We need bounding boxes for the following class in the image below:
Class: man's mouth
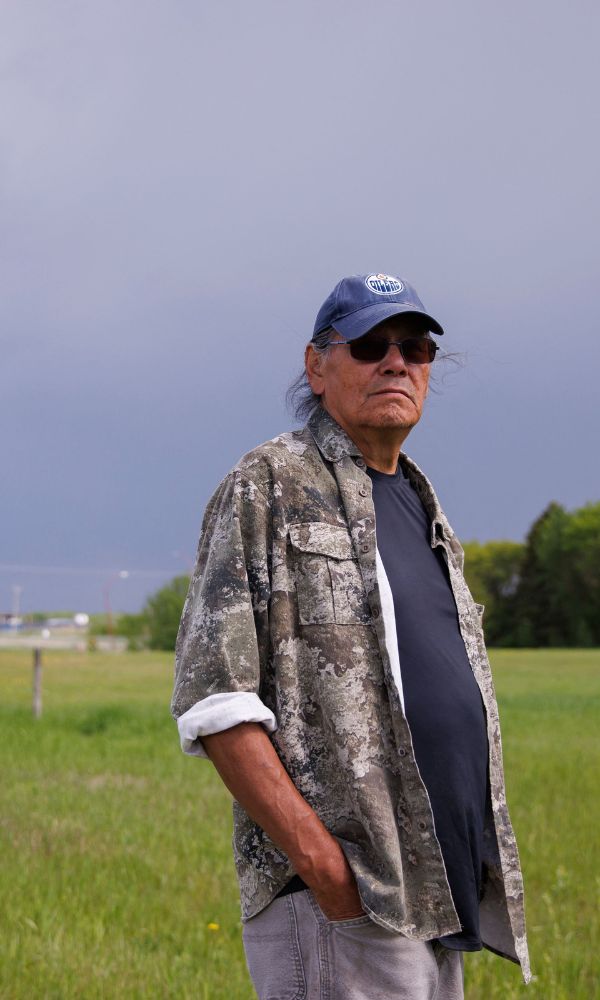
[371,389,413,400]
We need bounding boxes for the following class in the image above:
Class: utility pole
[11,584,23,624]
[32,648,42,719]
[103,570,129,641]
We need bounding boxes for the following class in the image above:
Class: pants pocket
[242,896,307,1000]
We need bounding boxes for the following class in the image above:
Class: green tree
[462,540,525,646]
[508,500,600,647]
[115,612,148,650]
[515,502,573,646]
[560,502,600,645]
[143,575,190,650]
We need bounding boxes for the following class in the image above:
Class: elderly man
[171,274,531,999]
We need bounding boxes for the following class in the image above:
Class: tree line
[463,500,599,647]
[114,500,600,650]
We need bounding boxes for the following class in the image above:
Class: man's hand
[202,722,365,921]
[307,841,365,920]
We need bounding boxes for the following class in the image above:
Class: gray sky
[2,0,599,613]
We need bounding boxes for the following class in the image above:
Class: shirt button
[398,747,407,757]
[359,487,369,497]
[372,607,380,619]
[361,543,369,553]
[418,820,427,831]
[355,458,366,468]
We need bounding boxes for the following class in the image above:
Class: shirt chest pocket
[288,522,372,626]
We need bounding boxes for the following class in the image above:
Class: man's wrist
[290,829,353,890]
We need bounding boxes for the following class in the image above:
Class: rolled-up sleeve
[176,691,278,757]
[171,470,274,756]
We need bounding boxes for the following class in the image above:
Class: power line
[0,564,180,578]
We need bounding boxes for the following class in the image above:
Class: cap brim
[332,302,444,340]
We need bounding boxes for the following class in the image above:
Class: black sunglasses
[329,334,438,365]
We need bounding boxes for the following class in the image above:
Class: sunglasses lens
[348,336,389,362]
[402,338,437,364]
[348,336,437,364]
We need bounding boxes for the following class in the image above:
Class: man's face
[305,315,433,438]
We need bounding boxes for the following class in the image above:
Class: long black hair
[285,327,334,422]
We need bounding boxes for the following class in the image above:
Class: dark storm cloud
[1,0,599,611]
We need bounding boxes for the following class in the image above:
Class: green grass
[0,648,598,999]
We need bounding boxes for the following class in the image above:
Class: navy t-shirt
[366,462,488,951]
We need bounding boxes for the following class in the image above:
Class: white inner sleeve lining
[177,691,278,758]
[375,546,405,712]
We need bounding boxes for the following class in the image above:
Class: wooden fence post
[32,648,42,719]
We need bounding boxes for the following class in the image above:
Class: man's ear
[305,343,325,396]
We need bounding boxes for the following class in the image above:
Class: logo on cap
[365,274,404,296]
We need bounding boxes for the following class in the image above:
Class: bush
[143,575,190,651]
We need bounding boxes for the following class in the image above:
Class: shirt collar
[307,406,362,462]
[398,454,450,546]
[307,406,449,544]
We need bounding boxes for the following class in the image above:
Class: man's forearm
[202,722,364,918]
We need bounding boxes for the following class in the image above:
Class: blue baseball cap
[312,273,444,341]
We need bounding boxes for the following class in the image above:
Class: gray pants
[243,889,464,1000]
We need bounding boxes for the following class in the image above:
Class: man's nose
[380,342,408,373]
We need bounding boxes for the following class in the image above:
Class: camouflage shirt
[171,406,531,983]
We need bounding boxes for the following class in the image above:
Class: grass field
[1,648,598,999]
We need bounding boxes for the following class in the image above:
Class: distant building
[46,615,89,629]
[0,612,89,631]
[0,613,23,629]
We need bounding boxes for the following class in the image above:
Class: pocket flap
[288,522,355,561]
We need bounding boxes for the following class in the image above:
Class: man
[171,273,531,999]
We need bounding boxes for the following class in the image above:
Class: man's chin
[368,415,417,429]
[362,403,420,430]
